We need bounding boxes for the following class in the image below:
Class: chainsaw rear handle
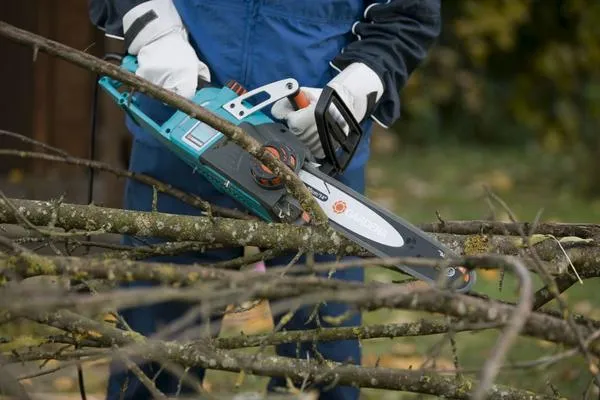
[288,87,363,176]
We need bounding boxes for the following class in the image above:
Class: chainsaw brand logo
[342,205,391,241]
[305,184,329,202]
[332,200,347,214]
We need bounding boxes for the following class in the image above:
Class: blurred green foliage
[397,0,600,194]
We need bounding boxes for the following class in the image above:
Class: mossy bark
[4,253,596,358]
[4,197,600,276]
[422,219,600,239]
[214,319,500,349]
[0,198,360,256]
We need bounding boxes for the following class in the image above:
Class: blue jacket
[88,0,441,169]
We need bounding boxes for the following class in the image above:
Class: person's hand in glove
[123,0,211,99]
[271,62,384,159]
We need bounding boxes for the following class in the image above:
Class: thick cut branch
[0,198,361,256]
[435,232,600,277]
[5,198,600,282]
[0,252,235,286]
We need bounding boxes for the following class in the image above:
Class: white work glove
[271,62,384,159]
[123,0,211,99]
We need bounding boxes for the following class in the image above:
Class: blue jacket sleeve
[87,0,149,37]
[331,0,442,128]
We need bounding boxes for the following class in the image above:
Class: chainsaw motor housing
[99,55,314,223]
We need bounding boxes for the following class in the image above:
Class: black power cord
[87,52,123,210]
[78,52,124,400]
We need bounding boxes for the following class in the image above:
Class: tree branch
[12,309,556,400]
[0,148,250,220]
[0,197,362,256]
[214,319,502,349]
[0,20,328,225]
[421,219,600,239]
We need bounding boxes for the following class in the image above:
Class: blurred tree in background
[397,0,600,195]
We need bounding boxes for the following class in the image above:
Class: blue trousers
[106,138,365,400]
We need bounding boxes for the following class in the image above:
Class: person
[87,1,441,399]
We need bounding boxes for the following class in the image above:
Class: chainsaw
[97,55,476,292]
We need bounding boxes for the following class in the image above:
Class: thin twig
[0,128,70,157]
[115,347,168,400]
[485,188,600,389]
[471,256,533,400]
[0,148,248,220]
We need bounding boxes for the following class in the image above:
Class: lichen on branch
[0,197,360,256]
